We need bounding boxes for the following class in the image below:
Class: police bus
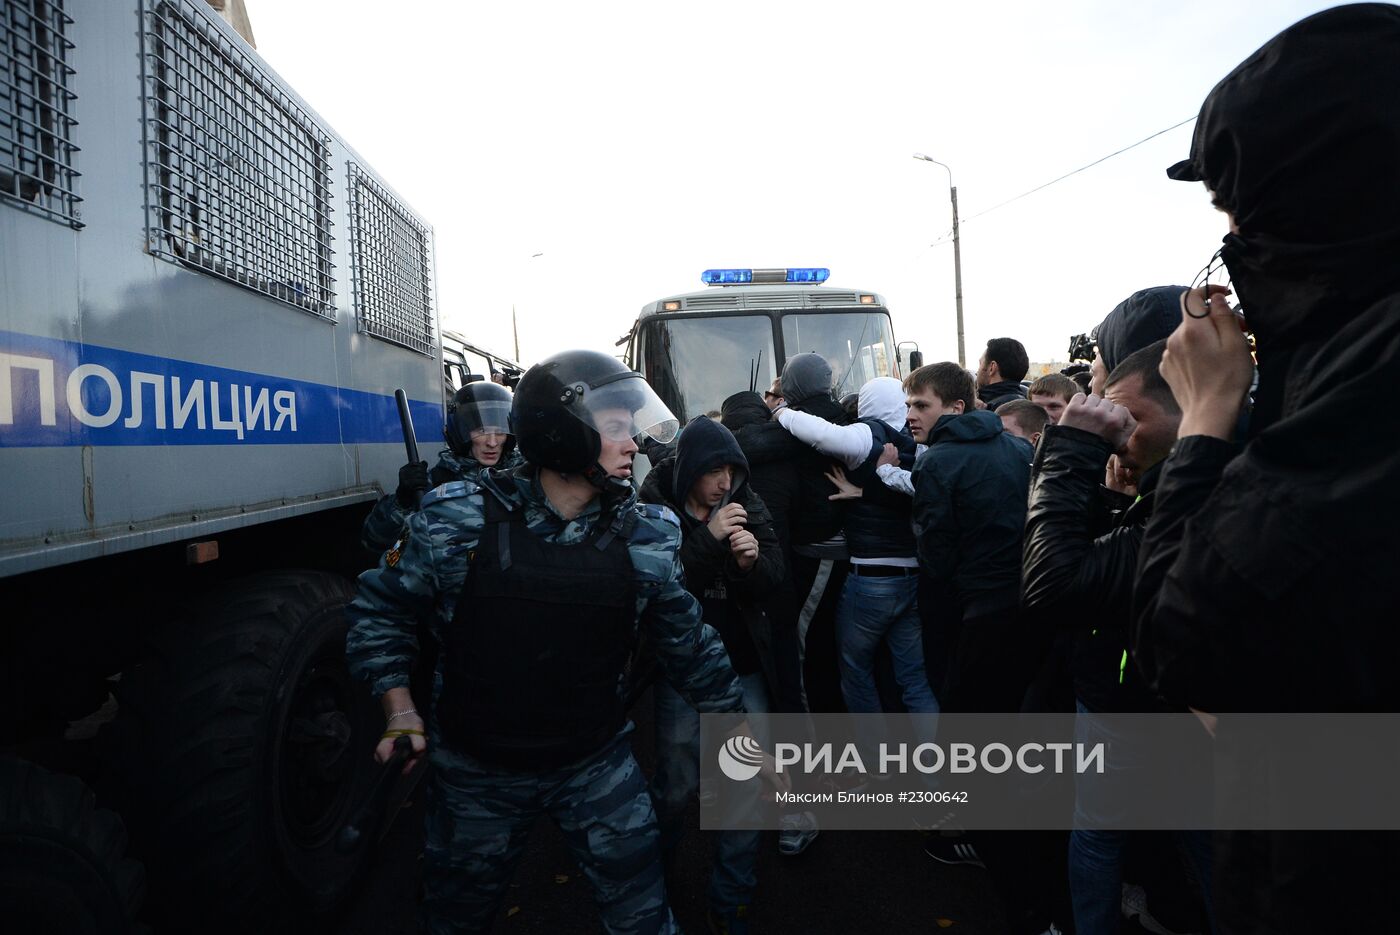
[442,329,526,391]
[624,267,921,429]
[1,1,444,930]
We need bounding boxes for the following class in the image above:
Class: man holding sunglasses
[1131,5,1400,933]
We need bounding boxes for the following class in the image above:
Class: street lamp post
[512,251,544,362]
[913,153,966,367]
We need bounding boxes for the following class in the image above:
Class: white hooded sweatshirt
[776,376,907,471]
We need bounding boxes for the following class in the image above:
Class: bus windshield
[640,315,777,425]
[781,312,897,397]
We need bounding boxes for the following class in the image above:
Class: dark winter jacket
[912,410,1033,617]
[786,393,850,549]
[977,380,1024,412]
[639,417,785,679]
[1138,2,1400,717]
[844,418,918,560]
[1022,424,1162,713]
[1143,10,1400,929]
[720,391,804,560]
[774,357,851,548]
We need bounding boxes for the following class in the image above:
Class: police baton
[394,388,420,465]
[394,388,424,509]
[336,734,415,854]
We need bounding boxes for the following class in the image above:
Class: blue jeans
[1069,701,1214,935]
[835,572,939,714]
[650,672,769,911]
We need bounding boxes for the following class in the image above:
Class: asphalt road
[335,691,1006,935]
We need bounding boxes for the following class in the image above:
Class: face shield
[452,398,513,440]
[566,371,679,445]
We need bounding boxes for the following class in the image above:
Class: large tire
[103,571,381,932]
[0,757,146,934]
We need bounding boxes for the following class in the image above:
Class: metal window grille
[1,0,81,226]
[347,162,434,355]
[142,0,334,315]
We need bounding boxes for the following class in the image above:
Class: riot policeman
[361,381,520,553]
[346,350,771,934]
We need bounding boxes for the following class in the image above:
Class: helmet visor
[571,372,679,445]
[453,398,513,439]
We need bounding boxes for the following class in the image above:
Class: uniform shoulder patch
[420,479,478,509]
[637,503,680,528]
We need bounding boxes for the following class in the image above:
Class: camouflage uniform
[346,465,745,934]
[360,448,521,553]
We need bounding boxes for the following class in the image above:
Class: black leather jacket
[1022,424,1160,712]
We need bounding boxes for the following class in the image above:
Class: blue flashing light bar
[701,268,831,285]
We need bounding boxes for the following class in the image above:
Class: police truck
[1,1,445,929]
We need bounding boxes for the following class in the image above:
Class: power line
[924,115,1197,246]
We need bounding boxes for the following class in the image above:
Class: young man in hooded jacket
[1135,6,1400,933]
[908,362,1066,935]
[639,415,784,933]
[717,390,828,857]
[908,363,1036,713]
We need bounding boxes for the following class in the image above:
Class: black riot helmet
[511,350,678,490]
[444,382,515,459]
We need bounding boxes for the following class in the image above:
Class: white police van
[1,1,444,929]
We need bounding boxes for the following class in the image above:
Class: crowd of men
[344,5,1399,934]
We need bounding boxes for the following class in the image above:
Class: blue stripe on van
[0,329,444,448]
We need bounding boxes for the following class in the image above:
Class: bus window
[641,315,776,424]
[781,312,896,398]
[445,362,467,391]
[460,348,492,382]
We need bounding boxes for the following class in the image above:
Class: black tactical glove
[395,460,431,508]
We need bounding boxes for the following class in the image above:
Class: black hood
[720,391,772,432]
[1161,3,1400,576]
[929,409,1007,444]
[644,416,749,519]
[1096,285,1191,374]
[1167,4,1400,355]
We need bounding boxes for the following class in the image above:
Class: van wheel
[104,571,381,931]
[0,757,147,934]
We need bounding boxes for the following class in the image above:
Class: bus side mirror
[897,341,922,375]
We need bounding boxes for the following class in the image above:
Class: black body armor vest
[436,493,637,769]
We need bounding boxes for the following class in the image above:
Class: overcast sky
[249,0,1337,367]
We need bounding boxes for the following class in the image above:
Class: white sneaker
[778,811,819,856]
